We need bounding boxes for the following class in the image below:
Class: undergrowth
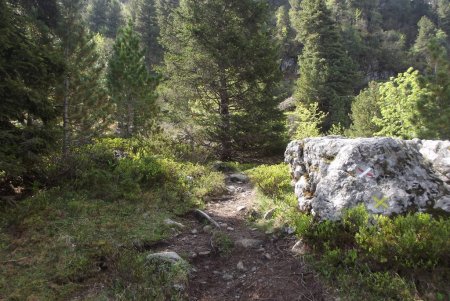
[0,138,225,300]
[248,163,450,301]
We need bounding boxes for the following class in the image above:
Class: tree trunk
[63,76,70,157]
[219,75,232,161]
[126,102,134,138]
[62,42,70,158]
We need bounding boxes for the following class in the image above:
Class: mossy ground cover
[0,138,225,300]
[247,163,450,301]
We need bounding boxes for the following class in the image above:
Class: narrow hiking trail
[159,173,330,301]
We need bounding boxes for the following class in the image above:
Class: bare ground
[158,175,331,301]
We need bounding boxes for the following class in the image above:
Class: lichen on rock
[285,136,450,220]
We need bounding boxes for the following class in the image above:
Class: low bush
[249,163,450,300]
[247,163,292,198]
[0,137,225,300]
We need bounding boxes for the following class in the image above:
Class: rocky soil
[156,174,329,301]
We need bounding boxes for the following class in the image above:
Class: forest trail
[160,174,328,301]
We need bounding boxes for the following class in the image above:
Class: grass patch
[0,138,225,300]
[248,163,450,301]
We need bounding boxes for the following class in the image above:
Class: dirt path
[161,174,328,301]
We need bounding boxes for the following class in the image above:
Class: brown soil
[158,175,331,301]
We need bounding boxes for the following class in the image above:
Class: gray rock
[235,238,263,249]
[198,250,211,256]
[229,173,249,183]
[236,261,246,271]
[236,205,247,212]
[203,225,213,233]
[285,137,450,220]
[227,227,235,231]
[164,218,185,228]
[284,227,295,234]
[264,253,272,260]
[147,251,185,263]
[173,284,185,291]
[226,186,237,194]
[222,273,234,281]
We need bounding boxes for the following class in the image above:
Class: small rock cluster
[285,136,450,220]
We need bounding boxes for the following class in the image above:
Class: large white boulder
[285,137,450,220]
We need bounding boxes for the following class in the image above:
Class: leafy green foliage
[250,164,450,300]
[114,250,189,300]
[0,138,226,300]
[374,68,430,139]
[248,164,292,198]
[287,102,326,139]
[211,231,234,256]
[356,213,450,269]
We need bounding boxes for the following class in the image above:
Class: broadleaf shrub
[250,163,450,300]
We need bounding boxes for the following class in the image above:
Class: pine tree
[418,31,450,139]
[0,0,61,178]
[136,0,163,68]
[292,0,357,131]
[88,0,123,38]
[88,0,109,34]
[161,0,285,160]
[108,22,158,138]
[413,16,439,71]
[436,0,450,41]
[58,0,113,155]
[348,82,382,137]
[106,0,123,38]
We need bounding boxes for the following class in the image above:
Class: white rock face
[285,137,450,220]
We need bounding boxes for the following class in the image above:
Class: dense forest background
[1,0,450,191]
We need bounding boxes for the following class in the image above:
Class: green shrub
[112,250,189,300]
[211,231,234,256]
[247,163,292,198]
[249,163,450,300]
[356,213,450,269]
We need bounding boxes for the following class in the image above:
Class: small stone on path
[227,227,234,231]
[164,218,185,228]
[236,205,247,212]
[229,173,249,183]
[198,250,211,256]
[237,261,246,271]
[147,251,184,263]
[203,225,213,233]
[222,273,233,281]
[235,238,262,249]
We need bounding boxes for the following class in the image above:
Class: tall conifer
[160,0,285,160]
[108,22,158,138]
[292,0,356,130]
